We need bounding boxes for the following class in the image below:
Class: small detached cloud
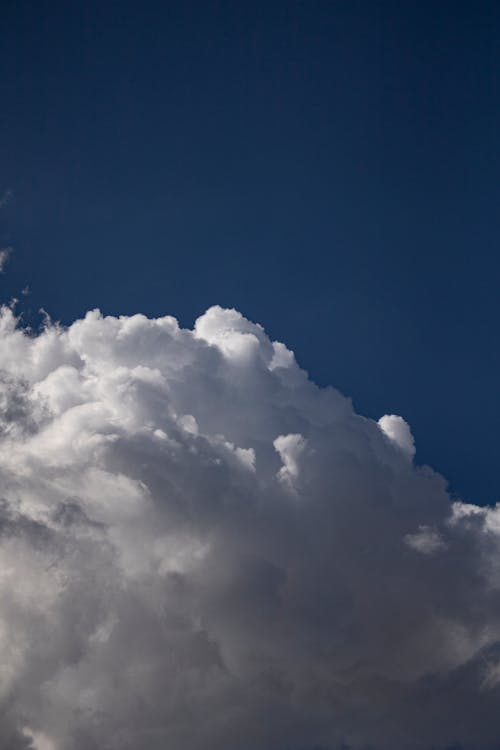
[0,188,12,208]
[0,246,12,272]
[0,303,497,749]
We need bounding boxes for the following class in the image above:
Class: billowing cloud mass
[0,303,499,750]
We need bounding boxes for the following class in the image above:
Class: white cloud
[274,433,306,485]
[0,303,498,749]
[378,413,416,459]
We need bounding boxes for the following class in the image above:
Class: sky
[1,3,500,748]
[1,0,499,505]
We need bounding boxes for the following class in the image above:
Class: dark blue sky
[1,0,499,505]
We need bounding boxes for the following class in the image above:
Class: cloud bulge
[0,303,499,749]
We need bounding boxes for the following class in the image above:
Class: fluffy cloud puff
[0,303,499,750]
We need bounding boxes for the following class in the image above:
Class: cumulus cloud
[0,303,498,749]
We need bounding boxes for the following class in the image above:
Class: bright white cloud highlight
[378,413,416,459]
[0,303,498,750]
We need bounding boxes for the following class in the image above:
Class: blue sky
[1,0,499,505]
[3,4,500,748]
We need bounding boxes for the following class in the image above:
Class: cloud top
[378,413,416,459]
[0,304,498,749]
